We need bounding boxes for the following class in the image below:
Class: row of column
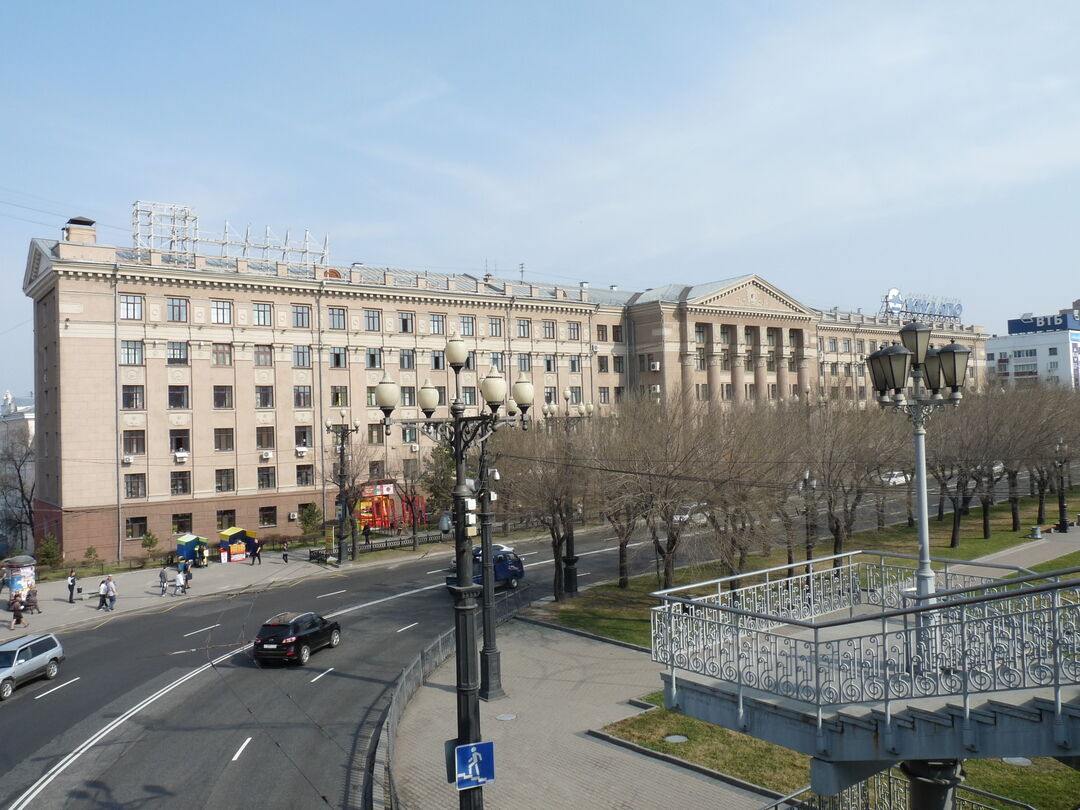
[678,324,812,404]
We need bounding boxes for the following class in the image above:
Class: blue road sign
[454,740,495,791]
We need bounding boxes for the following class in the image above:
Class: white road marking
[183,623,221,637]
[579,572,590,577]
[231,736,252,762]
[34,677,80,700]
[316,589,347,598]
[310,668,334,683]
[396,622,419,633]
[168,649,197,656]
[519,551,540,557]
[426,568,449,575]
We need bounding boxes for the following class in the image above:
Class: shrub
[299,503,323,536]
[36,534,62,567]
[140,530,160,555]
[83,545,101,564]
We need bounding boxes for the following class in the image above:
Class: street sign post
[454,740,495,791]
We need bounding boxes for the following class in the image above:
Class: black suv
[253,612,340,666]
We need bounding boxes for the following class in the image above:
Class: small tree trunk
[950,497,962,548]
[937,485,946,521]
[906,485,915,528]
[1037,481,1047,525]
[981,495,992,539]
[876,492,886,531]
[1009,471,1021,532]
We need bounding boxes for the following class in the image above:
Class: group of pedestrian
[96,576,117,611]
[7,586,41,630]
[159,565,190,596]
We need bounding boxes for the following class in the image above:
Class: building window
[432,350,446,371]
[400,348,415,369]
[212,300,232,324]
[328,307,346,330]
[258,467,276,489]
[125,473,146,498]
[214,428,234,452]
[696,383,710,401]
[466,351,476,370]
[168,385,190,409]
[544,354,556,372]
[460,315,476,336]
[597,356,609,373]
[294,385,312,408]
[170,470,191,495]
[292,304,311,328]
[121,385,144,410]
[613,355,625,374]
[401,386,416,406]
[614,386,625,402]
[568,322,581,341]
[169,513,192,534]
[402,426,418,445]
[167,297,189,322]
[518,319,532,338]
[255,385,274,408]
[365,309,382,332]
[1049,347,1058,356]
[253,302,273,326]
[259,506,277,527]
[542,320,555,339]
[569,356,581,373]
[599,387,610,404]
[369,461,385,479]
[169,429,190,453]
[569,386,582,404]
[841,339,851,352]
[329,346,347,368]
[695,324,706,344]
[254,345,274,366]
[256,426,275,450]
[612,325,624,342]
[430,314,446,335]
[436,386,447,405]
[366,347,382,369]
[856,340,865,354]
[217,510,236,531]
[696,348,707,371]
[367,424,385,445]
[544,386,557,404]
[120,340,143,365]
[296,464,314,486]
[827,338,838,352]
[295,426,313,448]
[399,312,414,333]
[125,516,148,538]
[213,343,233,366]
[597,325,608,342]
[488,317,503,337]
[367,386,377,406]
[119,294,143,320]
[518,353,532,372]
[462,386,477,405]
[167,341,189,365]
[330,386,348,407]
[638,354,647,372]
[489,352,503,372]
[122,430,145,455]
[293,345,312,368]
[215,469,235,492]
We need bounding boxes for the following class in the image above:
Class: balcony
[651,550,1080,795]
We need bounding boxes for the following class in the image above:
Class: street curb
[584,728,783,801]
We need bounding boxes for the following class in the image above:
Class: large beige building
[23,213,987,561]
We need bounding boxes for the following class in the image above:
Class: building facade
[986,311,1080,389]
[23,215,987,561]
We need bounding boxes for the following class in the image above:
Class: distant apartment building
[22,208,987,560]
[986,309,1080,389]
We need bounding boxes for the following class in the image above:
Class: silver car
[0,633,65,700]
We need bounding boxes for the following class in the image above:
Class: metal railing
[760,768,1036,809]
[652,550,1080,739]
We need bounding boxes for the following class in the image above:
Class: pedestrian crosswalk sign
[454,741,495,791]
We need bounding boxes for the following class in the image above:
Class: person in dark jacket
[8,594,28,630]
[24,587,41,615]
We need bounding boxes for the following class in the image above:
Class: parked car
[449,543,516,571]
[880,471,908,486]
[253,612,340,666]
[446,550,525,590]
[672,503,707,525]
[0,633,65,700]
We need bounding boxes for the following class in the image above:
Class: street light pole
[1056,439,1069,534]
[324,409,362,564]
[477,441,505,701]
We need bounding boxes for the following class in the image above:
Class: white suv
[0,633,65,700]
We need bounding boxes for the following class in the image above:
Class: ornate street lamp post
[1056,438,1069,534]
[866,324,971,606]
[324,409,364,563]
[377,334,532,809]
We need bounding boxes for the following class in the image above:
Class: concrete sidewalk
[392,534,1080,810]
[3,549,338,635]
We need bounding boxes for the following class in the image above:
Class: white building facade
[985,312,1080,388]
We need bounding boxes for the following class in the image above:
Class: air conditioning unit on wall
[173,451,189,462]
[295,447,308,457]
[288,511,299,521]
[260,450,274,460]
[121,455,134,465]
[649,361,661,371]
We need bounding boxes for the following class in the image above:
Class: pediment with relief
[691,276,813,317]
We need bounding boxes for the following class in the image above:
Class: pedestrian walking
[173,570,185,596]
[254,541,262,565]
[24,586,41,615]
[96,579,108,610]
[67,569,77,603]
[281,540,289,564]
[8,594,28,630]
[363,524,372,544]
[105,576,117,611]
[159,567,169,596]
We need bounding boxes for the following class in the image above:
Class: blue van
[446,549,524,590]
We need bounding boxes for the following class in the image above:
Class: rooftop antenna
[519,262,525,282]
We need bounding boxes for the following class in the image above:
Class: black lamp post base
[479,650,505,701]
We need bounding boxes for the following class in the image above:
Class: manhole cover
[664,734,689,743]
[495,713,517,721]
[1002,757,1032,766]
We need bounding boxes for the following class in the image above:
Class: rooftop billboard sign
[1007,313,1080,334]
[881,288,963,322]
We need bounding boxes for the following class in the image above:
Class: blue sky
[3,1,1080,397]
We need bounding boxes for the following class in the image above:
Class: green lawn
[540,494,1080,808]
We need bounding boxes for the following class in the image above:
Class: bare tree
[323,432,372,554]
[0,421,34,550]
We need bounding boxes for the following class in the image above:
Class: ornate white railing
[653,551,1080,738]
